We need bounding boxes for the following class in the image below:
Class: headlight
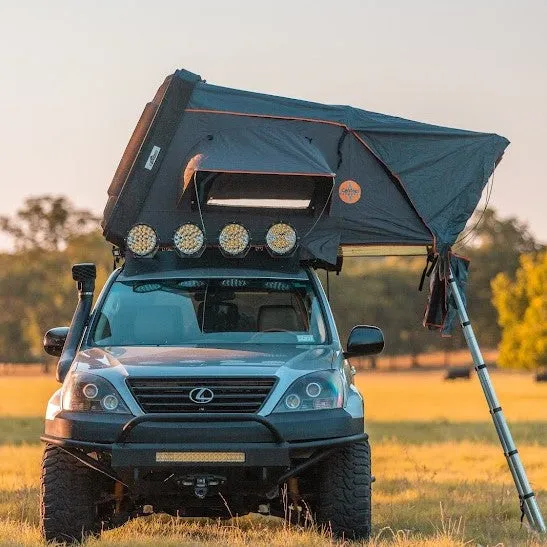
[272,371,344,413]
[173,223,205,257]
[126,223,158,257]
[218,223,250,256]
[265,223,297,255]
[62,373,130,413]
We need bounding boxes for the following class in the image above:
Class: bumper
[42,410,366,469]
[42,432,368,469]
[44,408,363,444]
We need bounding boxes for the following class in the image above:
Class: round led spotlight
[266,223,297,256]
[219,223,250,256]
[173,223,205,257]
[126,224,158,257]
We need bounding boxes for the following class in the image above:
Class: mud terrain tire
[315,441,372,540]
[40,444,113,543]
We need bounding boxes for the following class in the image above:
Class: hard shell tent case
[101,69,545,532]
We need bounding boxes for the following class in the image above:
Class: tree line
[0,196,544,370]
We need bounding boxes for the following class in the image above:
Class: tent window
[191,172,332,214]
[207,173,314,209]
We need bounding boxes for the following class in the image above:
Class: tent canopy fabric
[184,75,508,256]
[183,127,335,179]
[103,68,509,264]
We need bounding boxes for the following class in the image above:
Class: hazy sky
[1,0,546,248]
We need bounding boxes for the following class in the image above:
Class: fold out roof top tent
[101,69,546,531]
[102,69,508,265]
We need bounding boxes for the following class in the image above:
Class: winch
[176,474,226,499]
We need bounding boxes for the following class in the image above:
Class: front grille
[127,377,277,413]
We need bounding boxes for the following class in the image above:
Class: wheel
[315,441,372,540]
[40,444,115,543]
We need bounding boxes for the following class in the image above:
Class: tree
[318,208,543,366]
[457,208,543,348]
[0,197,111,367]
[321,257,440,365]
[0,195,99,251]
[492,251,547,370]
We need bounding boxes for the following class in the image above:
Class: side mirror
[345,325,384,358]
[44,327,70,357]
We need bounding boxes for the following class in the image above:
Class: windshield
[90,277,328,347]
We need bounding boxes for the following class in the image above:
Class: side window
[310,297,327,341]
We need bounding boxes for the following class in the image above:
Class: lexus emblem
[189,387,214,404]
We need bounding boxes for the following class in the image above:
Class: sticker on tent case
[145,145,161,170]
[338,180,361,204]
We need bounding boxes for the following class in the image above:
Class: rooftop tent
[103,69,507,259]
[102,68,509,330]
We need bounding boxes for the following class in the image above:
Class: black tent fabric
[183,127,335,178]
[102,68,509,333]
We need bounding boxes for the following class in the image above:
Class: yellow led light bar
[155,451,246,463]
[339,245,428,257]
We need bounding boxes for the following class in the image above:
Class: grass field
[0,371,545,546]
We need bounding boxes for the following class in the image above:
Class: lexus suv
[40,257,383,543]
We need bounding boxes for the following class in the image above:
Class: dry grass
[0,372,546,546]
[355,370,547,422]
[353,348,500,371]
[0,375,58,417]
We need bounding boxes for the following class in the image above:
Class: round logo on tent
[338,180,361,204]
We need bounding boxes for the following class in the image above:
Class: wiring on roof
[453,165,496,251]
[301,178,336,240]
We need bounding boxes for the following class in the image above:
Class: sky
[1,0,546,249]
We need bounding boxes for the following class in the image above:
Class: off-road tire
[315,440,372,540]
[40,444,114,543]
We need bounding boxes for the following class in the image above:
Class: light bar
[173,223,205,257]
[219,223,250,256]
[126,224,158,257]
[265,223,297,255]
[156,451,246,463]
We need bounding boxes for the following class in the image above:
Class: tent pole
[448,268,546,533]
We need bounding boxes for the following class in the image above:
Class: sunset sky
[1,0,546,247]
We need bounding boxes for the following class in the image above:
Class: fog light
[173,223,205,257]
[126,224,158,257]
[285,393,301,410]
[219,223,250,256]
[102,394,119,411]
[266,223,297,255]
[82,383,98,399]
